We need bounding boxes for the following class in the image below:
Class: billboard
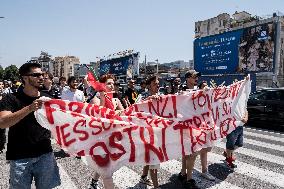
[99,52,139,77]
[194,30,243,74]
[239,22,276,72]
[194,22,276,74]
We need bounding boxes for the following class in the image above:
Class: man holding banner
[139,75,162,189]
[179,70,203,189]
[0,63,60,189]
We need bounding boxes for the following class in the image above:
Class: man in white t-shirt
[61,76,85,102]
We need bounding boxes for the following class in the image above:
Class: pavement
[0,126,284,189]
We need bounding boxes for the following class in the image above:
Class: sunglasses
[25,73,44,77]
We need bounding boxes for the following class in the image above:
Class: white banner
[35,77,251,177]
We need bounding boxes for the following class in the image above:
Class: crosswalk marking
[244,130,284,142]
[216,142,284,166]
[112,166,142,189]
[245,138,284,152]
[2,128,284,189]
[208,153,284,188]
[245,127,284,136]
[55,164,78,189]
[160,160,242,189]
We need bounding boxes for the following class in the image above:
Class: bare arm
[0,99,42,129]
[241,110,248,124]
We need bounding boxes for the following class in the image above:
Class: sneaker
[178,172,187,183]
[223,151,236,161]
[201,171,215,181]
[88,179,100,189]
[139,177,153,186]
[226,157,237,169]
[184,179,199,189]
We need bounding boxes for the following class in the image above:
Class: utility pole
[144,55,147,75]
[0,17,4,63]
[156,59,159,74]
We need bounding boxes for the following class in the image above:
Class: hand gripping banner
[35,77,251,177]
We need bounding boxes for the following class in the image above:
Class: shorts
[9,152,61,189]
[226,126,243,150]
[149,164,160,170]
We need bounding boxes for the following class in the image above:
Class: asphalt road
[0,126,283,189]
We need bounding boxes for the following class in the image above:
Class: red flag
[87,72,114,110]
[87,72,106,92]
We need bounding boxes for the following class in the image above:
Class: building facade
[52,56,80,79]
[195,11,284,87]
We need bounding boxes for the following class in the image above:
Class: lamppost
[156,59,159,74]
[0,17,4,63]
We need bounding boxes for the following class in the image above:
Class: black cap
[185,70,201,78]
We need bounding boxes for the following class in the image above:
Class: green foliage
[0,65,4,80]
[3,65,19,81]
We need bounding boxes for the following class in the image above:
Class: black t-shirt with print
[125,88,138,104]
[0,90,53,160]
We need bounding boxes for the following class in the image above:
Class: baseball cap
[185,70,201,78]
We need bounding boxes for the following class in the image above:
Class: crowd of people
[0,62,248,189]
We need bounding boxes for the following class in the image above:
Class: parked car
[247,88,284,127]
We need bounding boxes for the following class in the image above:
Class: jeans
[9,152,61,189]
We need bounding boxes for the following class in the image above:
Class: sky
[0,0,283,68]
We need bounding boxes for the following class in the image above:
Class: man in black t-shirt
[0,63,60,189]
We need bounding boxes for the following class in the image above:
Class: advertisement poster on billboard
[194,30,243,74]
[99,53,139,77]
[239,22,276,72]
[194,22,277,74]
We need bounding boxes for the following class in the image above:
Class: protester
[88,74,124,189]
[139,75,161,189]
[138,80,147,94]
[124,79,138,107]
[179,70,202,189]
[172,77,182,94]
[0,62,60,189]
[0,80,6,153]
[42,72,61,99]
[3,80,13,94]
[224,110,248,168]
[58,76,67,94]
[61,76,85,102]
[198,81,216,181]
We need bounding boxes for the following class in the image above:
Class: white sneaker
[201,171,216,181]
[139,177,153,186]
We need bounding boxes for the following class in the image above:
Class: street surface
[0,127,283,189]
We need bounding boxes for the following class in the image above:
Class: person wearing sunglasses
[0,62,61,189]
[179,70,202,189]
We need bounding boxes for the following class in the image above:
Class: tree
[4,65,19,81]
[0,65,4,80]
